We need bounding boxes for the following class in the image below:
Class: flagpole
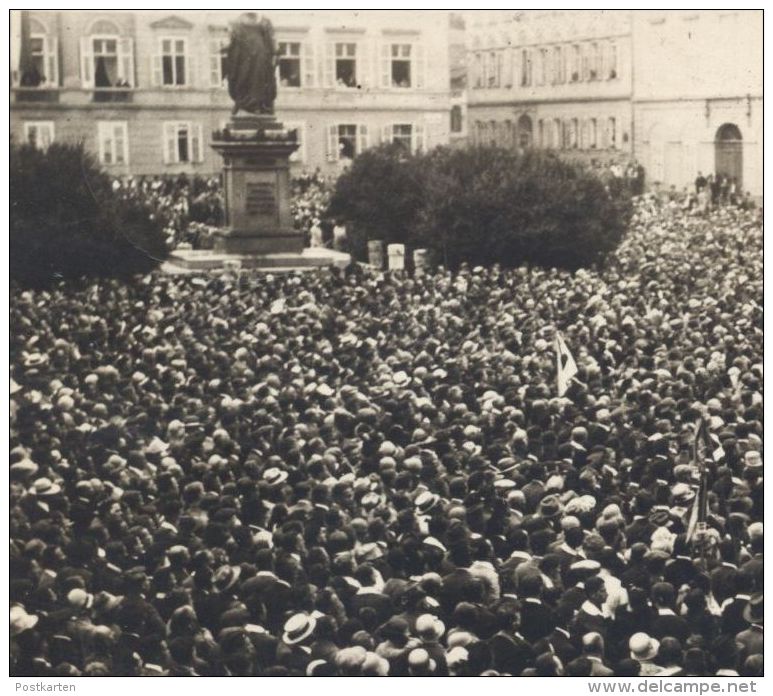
[691,416,710,570]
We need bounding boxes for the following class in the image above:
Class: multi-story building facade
[11,10,453,176]
[633,11,762,196]
[466,10,633,163]
[466,10,762,197]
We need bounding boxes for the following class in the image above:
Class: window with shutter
[24,30,58,87]
[358,39,371,88]
[98,122,129,165]
[302,42,315,87]
[24,121,54,150]
[327,124,339,161]
[117,37,134,87]
[333,42,357,88]
[210,37,227,87]
[391,123,412,151]
[159,37,188,86]
[412,121,425,153]
[80,37,94,88]
[380,44,391,88]
[357,124,369,154]
[324,43,335,87]
[278,41,302,87]
[43,36,59,86]
[414,44,425,89]
[192,124,203,162]
[284,121,307,163]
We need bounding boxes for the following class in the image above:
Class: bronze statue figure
[225,12,277,115]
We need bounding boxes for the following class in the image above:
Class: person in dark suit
[571,576,610,640]
[350,564,394,624]
[553,524,586,579]
[487,604,535,676]
[720,571,754,636]
[624,492,657,545]
[519,573,557,643]
[548,603,580,666]
[650,582,690,644]
[581,632,614,676]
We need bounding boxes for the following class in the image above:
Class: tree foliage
[328,144,632,271]
[10,141,167,285]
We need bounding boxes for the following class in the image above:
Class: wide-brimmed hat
[213,565,242,592]
[361,651,390,676]
[671,483,696,505]
[538,494,564,519]
[28,477,61,496]
[629,632,660,661]
[10,605,39,636]
[282,613,317,645]
[415,613,445,641]
[67,588,94,610]
[10,459,39,481]
[408,647,436,673]
[23,353,48,369]
[415,491,441,515]
[263,467,289,487]
[743,593,763,623]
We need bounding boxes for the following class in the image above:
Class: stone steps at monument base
[164,248,351,273]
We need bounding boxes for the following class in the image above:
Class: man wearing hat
[277,613,316,672]
[735,593,763,659]
[571,576,610,639]
[628,632,661,675]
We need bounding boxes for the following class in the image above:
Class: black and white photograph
[8,6,764,685]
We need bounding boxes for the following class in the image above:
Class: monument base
[211,229,304,255]
[211,114,304,256]
[165,247,351,272]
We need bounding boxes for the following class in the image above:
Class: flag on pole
[686,418,711,543]
[554,331,578,397]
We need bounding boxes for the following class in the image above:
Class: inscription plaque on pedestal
[246,182,276,217]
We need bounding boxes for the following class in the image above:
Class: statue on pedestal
[225,12,277,116]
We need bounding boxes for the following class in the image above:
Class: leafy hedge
[328,145,633,271]
[327,143,427,261]
[10,142,167,285]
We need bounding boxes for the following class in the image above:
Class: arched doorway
[715,123,743,188]
[517,115,533,149]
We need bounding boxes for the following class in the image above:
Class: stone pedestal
[210,114,304,255]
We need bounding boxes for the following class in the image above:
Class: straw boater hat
[10,606,39,637]
[743,594,763,624]
[415,491,441,515]
[282,613,317,645]
[263,467,289,487]
[629,633,660,661]
[28,477,61,496]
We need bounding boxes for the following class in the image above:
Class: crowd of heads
[111,171,333,252]
[112,174,224,251]
[10,197,762,676]
[587,159,645,196]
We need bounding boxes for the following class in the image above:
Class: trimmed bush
[10,142,167,285]
[327,144,632,270]
[326,143,427,261]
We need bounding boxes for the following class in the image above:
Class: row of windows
[472,39,619,89]
[473,116,619,150]
[22,119,428,165]
[18,23,427,91]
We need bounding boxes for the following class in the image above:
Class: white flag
[554,331,578,397]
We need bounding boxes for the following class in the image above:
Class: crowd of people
[10,196,763,676]
[112,175,224,251]
[588,159,645,196]
[111,171,334,252]
[649,173,756,217]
